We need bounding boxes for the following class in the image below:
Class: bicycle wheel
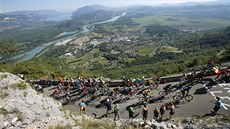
[138,97,145,102]
[96,95,101,101]
[159,91,166,96]
[169,91,176,96]
[134,93,139,98]
[173,95,181,101]
[87,94,92,99]
[149,96,156,102]
[185,95,193,101]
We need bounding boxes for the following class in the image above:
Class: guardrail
[30,68,229,87]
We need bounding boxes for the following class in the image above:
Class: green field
[161,46,183,53]
[67,48,108,67]
[132,15,230,28]
[138,46,157,56]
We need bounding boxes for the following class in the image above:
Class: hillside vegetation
[0,27,229,79]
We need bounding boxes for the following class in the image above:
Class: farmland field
[132,15,230,29]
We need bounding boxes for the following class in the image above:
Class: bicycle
[138,94,156,103]
[173,92,193,102]
[87,91,101,101]
[159,85,176,96]
[62,93,72,104]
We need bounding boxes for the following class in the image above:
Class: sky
[0,0,218,13]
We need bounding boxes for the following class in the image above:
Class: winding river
[7,13,126,63]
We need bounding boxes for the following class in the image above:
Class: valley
[0,4,230,79]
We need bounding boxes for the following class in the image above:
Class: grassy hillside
[132,15,230,28]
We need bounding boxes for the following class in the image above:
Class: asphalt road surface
[43,75,230,120]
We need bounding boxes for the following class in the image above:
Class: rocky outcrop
[0,72,75,129]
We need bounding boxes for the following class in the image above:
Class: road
[43,75,230,120]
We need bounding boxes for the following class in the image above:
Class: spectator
[160,103,166,121]
[153,107,160,121]
[128,106,135,119]
[142,104,148,121]
[168,102,175,120]
[114,103,120,121]
[211,96,222,115]
[79,100,86,114]
[105,98,112,117]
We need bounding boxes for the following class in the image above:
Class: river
[6,13,126,63]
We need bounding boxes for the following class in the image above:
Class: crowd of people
[31,58,229,123]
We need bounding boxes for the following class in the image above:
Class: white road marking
[223,88,230,93]
[221,103,230,110]
[220,97,230,110]
[210,91,222,97]
[219,83,230,87]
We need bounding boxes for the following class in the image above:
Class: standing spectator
[114,103,120,121]
[105,98,112,117]
[128,106,135,119]
[160,103,166,121]
[79,100,86,115]
[142,104,148,121]
[153,107,160,121]
[211,96,222,115]
[156,76,161,89]
[168,102,175,120]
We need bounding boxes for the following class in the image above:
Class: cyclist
[180,85,192,98]
[142,88,152,102]
[207,58,214,71]
[163,84,172,93]
[122,76,128,87]
[180,73,187,84]
[128,85,136,97]
[99,78,105,87]
[141,76,146,87]
[76,78,82,90]
[81,85,87,95]
[114,86,120,94]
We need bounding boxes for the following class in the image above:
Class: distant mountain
[5,10,63,18]
[158,0,230,7]
[72,5,111,19]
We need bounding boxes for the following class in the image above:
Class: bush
[48,124,72,129]
[12,81,27,90]
[79,119,117,129]
[0,91,9,99]
[0,74,8,79]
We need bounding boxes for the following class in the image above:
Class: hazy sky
[0,0,218,13]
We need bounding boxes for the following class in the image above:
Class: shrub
[79,119,117,129]
[0,91,9,99]
[23,92,27,97]
[0,108,9,116]
[48,124,72,129]
[12,81,27,90]
[0,74,8,79]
